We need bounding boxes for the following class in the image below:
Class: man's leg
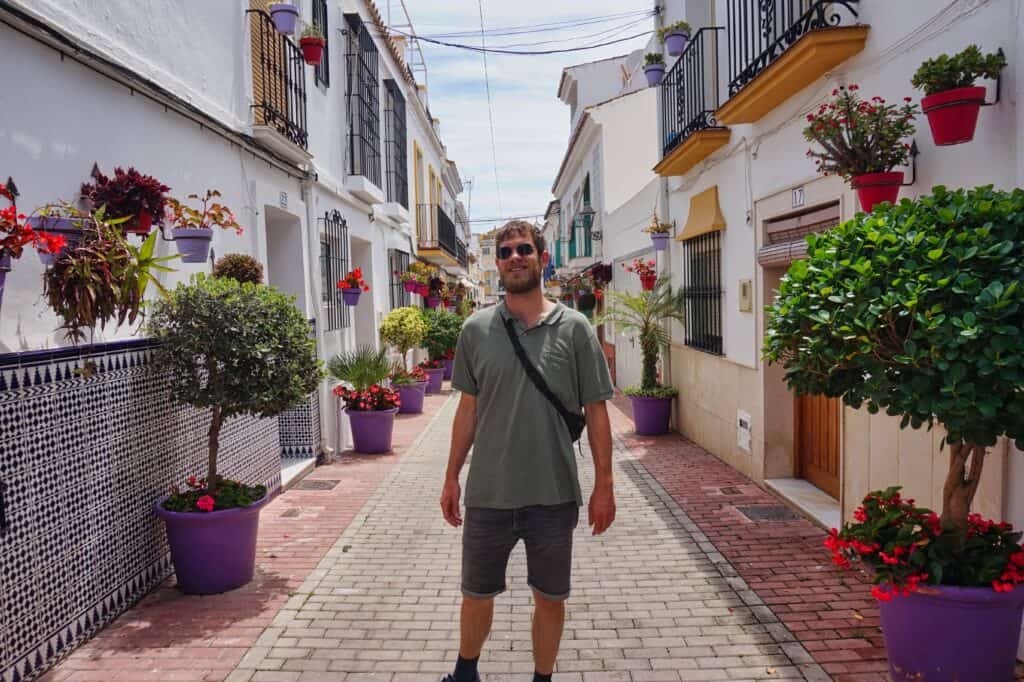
[531,592,566,675]
[459,595,494,659]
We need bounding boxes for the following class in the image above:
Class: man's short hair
[494,220,546,257]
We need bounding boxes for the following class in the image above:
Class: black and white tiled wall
[0,340,285,682]
[279,391,321,459]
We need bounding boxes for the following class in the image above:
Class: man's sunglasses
[497,244,535,260]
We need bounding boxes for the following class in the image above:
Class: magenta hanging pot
[341,288,362,306]
[346,407,399,454]
[269,3,299,35]
[172,228,213,264]
[397,381,427,414]
[417,282,430,297]
[403,280,418,293]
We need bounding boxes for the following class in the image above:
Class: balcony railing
[417,204,459,261]
[248,9,308,148]
[456,239,468,267]
[725,0,861,98]
[662,27,725,157]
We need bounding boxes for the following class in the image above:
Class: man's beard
[500,262,542,294]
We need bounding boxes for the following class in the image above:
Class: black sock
[533,673,552,682]
[454,655,479,682]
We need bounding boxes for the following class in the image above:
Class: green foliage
[595,275,686,391]
[380,306,428,358]
[300,23,324,39]
[213,253,264,284]
[912,45,1006,96]
[657,20,691,42]
[623,385,679,399]
[763,186,1024,449]
[44,210,178,342]
[147,275,322,418]
[327,346,391,391]
[162,478,267,513]
[421,308,464,360]
[644,52,665,66]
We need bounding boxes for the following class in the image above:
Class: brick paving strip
[40,391,456,682]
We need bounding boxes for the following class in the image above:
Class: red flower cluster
[338,266,370,292]
[419,358,445,370]
[334,383,400,411]
[0,187,66,261]
[624,257,657,278]
[196,495,215,512]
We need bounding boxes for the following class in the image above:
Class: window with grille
[388,249,410,310]
[320,210,350,331]
[345,14,381,187]
[384,80,408,207]
[680,230,722,354]
[312,0,329,86]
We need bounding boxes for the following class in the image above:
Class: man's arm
[585,400,615,535]
[441,392,477,527]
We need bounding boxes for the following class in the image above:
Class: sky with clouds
[396,0,654,233]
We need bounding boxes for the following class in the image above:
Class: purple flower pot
[425,296,440,309]
[665,30,690,57]
[644,63,666,88]
[629,395,673,435]
[28,216,85,265]
[442,357,453,380]
[879,583,1024,681]
[172,228,213,264]
[269,3,299,34]
[341,288,362,306]
[154,490,272,595]
[403,280,418,293]
[346,407,399,454]
[397,381,427,414]
[423,367,444,394]
[651,233,670,251]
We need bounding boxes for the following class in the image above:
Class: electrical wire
[484,15,654,50]
[477,0,503,217]
[412,8,653,38]
[385,27,653,55]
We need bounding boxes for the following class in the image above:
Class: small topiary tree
[380,306,427,370]
[764,186,1024,534]
[421,308,463,360]
[147,274,323,499]
[213,253,264,284]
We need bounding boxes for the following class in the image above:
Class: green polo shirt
[452,301,614,509]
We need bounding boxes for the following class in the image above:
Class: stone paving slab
[227,394,823,681]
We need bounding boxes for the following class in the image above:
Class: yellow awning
[677,185,726,241]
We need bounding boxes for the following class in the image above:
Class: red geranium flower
[196,495,216,513]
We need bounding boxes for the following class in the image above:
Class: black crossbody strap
[504,317,586,441]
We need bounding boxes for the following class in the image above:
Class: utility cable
[477,0,503,217]
[385,26,653,55]
[420,9,654,39]
[485,15,654,49]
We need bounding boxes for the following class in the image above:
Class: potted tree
[81,165,170,235]
[624,257,658,291]
[164,190,243,264]
[328,346,399,454]
[390,364,429,415]
[147,274,322,594]
[643,53,666,88]
[269,2,299,35]
[422,308,463,381]
[336,266,369,306]
[912,45,1005,146]
[658,20,692,57]
[763,186,1024,681]
[380,305,428,372]
[643,214,672,251]
[804,85,918,212]
[596,275,686,435]
[213,253,264,284]
[299,24,326,66]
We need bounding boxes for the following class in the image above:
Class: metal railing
[384,80,408,208]
[346,15,382,187]
[725,0,861,97]
[680,230,723,355]
[320,210,351,331]
[416,204,459,261]
[662,27,725,157]
[248,9,308,148]
[456,239,468,267]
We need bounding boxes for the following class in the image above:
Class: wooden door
[795,393,841,499]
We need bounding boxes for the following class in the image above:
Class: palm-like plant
[594,275,686,394]
[327,346,391,391]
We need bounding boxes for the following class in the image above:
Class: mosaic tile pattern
[0,341,284,682]
[279,391,321,459]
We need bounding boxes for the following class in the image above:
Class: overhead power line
[477,0,503,217]
[486,15,654,49]
[384,27,653,55]
[420,9,654,39]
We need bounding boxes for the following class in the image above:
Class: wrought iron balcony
[661,27,725,158]
[248,9,309,149]
[717,0,866,124]
[417,203,459,263]
[456,239,468,267]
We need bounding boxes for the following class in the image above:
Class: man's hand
[588,481,615,535]
[440,478,463,527]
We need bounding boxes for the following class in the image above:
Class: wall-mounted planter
[341,288,361,306]
[269,3,299,35]
[644,63,666,88]
[640,274,656,291]
[300,37,325,66]
[851,171,904,212]
[650,232,670,251]
[665,30,690,57]
[125,210,153,235]
[28,216,86,265]
[416,283,429,297]
[921,86,987,146]
[172,228,212,263]
[403,280,418,293]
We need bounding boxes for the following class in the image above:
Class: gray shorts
[461,502,580,602]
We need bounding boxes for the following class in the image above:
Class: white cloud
[401,0,654,232]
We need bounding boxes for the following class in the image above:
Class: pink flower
[196,495,216,513]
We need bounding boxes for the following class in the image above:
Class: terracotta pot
[921,86,987,146]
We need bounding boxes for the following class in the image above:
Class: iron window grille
[320,210,351,331]
[384,79,409,208]
[388,249,410,310]
[312,0,330,87]
[345,14,382,187]
[662,27,726,157]
[248,7,309,148]
[680,230,723,355]
[725,0,861,98]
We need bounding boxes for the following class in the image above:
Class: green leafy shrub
[421,308,463,360]
[147,275,323,508]
[764,186,1024,534]
[912,45,1006,96]
[380,306,428,367]
[213,253,264,284]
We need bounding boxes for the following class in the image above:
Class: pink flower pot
[403,280,418,293]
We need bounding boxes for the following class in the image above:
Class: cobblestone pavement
[229,394,828,682]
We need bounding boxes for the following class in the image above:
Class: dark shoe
[440,676,480,682]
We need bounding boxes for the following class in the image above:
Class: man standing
[440,220,616,682]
